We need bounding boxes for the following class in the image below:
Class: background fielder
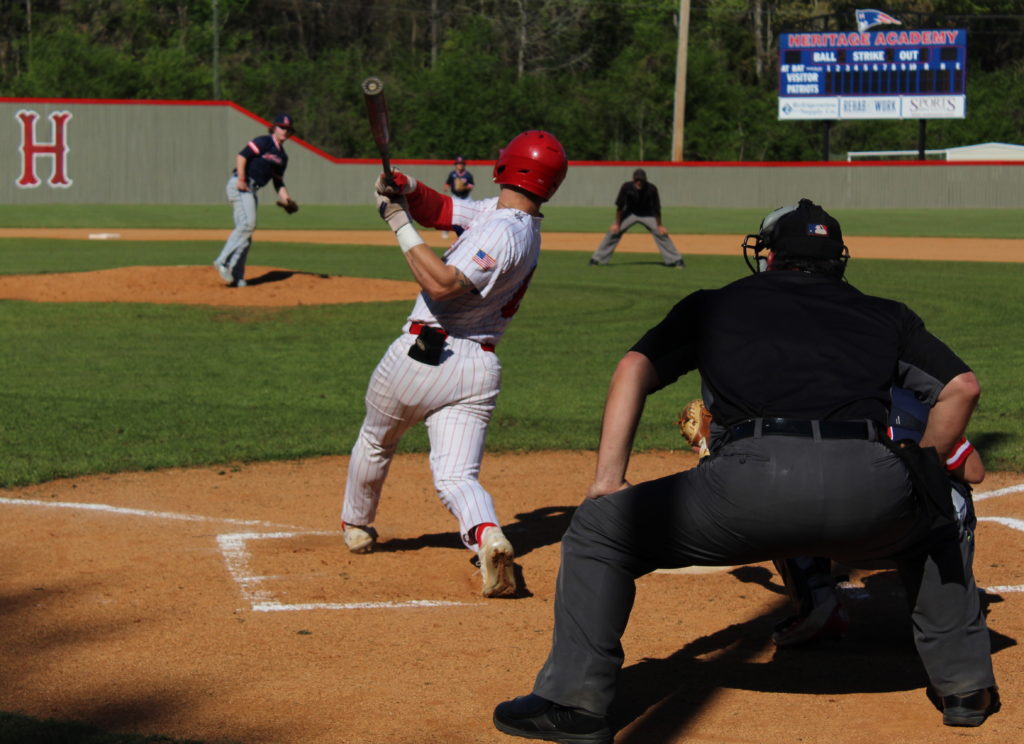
[441,155,475,239]
[341,130,568,598]
[588,168,685,268]
[213,113,298,287]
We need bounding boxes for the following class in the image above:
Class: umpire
[493,198,998,743]
[588,168,685,268]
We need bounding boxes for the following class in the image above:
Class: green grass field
[1,204,1022,488]
[1,203,1022,238]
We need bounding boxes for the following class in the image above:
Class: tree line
[1,0,1021,162]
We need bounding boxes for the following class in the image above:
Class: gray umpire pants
[531,435,995,715]
[589,214,684,266]
[895,479,990,696]
[215,173,258,282]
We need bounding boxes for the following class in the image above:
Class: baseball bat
[361,76,396,188]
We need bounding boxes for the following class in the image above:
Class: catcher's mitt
[276,198,299,214]
[678,399,712,459]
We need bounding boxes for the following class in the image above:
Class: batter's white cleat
[479,526,516,598]
[213,260,232,283]
[343,523,378,554]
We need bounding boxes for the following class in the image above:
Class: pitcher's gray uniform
[213,113,295,286]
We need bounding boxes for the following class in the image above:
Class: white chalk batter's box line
[0,495,303,529]
[217,531,472,612]
[222,486,1024,609]
[3,481,1024,609]
[0,497,470,612]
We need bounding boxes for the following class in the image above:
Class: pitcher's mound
[0,265,420,306]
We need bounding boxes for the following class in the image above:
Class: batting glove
[376,193,423,253]
[376,193,411,230]
[375,168,416,196]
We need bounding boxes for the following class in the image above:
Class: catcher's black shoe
[493,694,612,743]
[926,685,1001,727]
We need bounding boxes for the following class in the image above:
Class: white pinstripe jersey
[406,196,542,346]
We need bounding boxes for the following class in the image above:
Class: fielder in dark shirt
[589,168,685,268]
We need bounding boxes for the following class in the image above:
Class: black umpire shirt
[631,270,969,427]
[615,181,662,220]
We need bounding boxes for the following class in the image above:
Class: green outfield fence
[2,98,1023,209]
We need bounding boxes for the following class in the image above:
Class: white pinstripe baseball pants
[342,332,503,551]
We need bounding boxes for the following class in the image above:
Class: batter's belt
[409,322,495,352]
[727,418,880,442]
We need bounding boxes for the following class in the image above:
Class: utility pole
[671,0,691,161]
[26,0,33,66]
[212,0,221,99]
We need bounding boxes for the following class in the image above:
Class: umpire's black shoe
[493,694,612,743]
[927,685,1001,727]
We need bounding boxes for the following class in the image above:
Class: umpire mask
[743,198,849,275]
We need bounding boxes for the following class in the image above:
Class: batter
[341,130,568,598]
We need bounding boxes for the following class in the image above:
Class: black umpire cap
[763,198,845,260]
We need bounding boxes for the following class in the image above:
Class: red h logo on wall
[16,109,73,188]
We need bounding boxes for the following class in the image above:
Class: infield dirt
[2,454,1023,744]
[1,230,1022,744]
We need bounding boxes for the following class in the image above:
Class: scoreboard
[778,29,967,120]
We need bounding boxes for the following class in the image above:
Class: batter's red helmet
[493,130,567,202]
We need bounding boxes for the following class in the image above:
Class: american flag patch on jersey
[472,249,497,270]
[807,223,830,236]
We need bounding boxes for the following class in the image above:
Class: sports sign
[777,29,967,120]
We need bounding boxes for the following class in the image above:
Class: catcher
[213,113,299,288]
[679,389,988,664]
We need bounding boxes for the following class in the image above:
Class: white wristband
[395,223,423,253]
